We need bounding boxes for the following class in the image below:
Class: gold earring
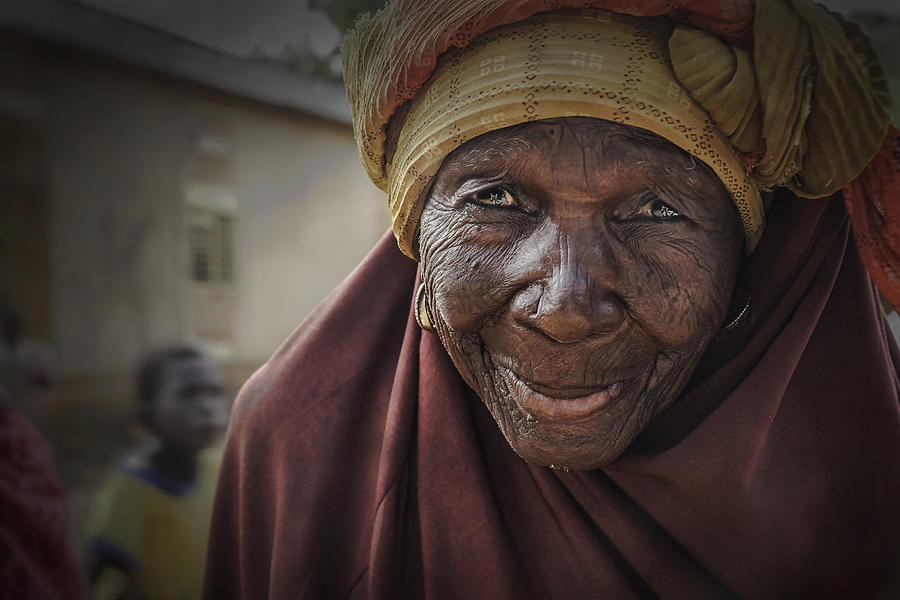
[714,289,752,342]
[415,283,434,332]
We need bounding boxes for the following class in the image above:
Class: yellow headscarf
[343,0,891,258]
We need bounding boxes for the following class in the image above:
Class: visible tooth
[524,411,537,423]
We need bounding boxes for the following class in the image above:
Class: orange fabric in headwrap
[844,126,900,309]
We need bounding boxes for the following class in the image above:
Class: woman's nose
[510,257,626,343]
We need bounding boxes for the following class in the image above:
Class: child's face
[151,355,227,451]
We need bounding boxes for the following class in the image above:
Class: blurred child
[85,346,227,600]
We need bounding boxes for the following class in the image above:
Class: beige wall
[226,105,390,363]
[1,34,390,382]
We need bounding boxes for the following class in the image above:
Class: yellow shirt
[86,449,222,600]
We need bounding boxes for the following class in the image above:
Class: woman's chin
[480,366,659,470]
[496,400,648,470]
[506,432,632,471]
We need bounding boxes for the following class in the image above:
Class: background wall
[0,30,391,550]
[2,33,389,386]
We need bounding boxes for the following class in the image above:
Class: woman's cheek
[634,252,732,348]
[428,245,515,334]
[420,205,521,331]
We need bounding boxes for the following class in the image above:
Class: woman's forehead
[442,117,701,179]
[446,117,693,166]
[431,116,733,218]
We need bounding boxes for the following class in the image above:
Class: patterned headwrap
[343,0,900,306]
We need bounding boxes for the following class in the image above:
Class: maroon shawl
[203,192,900,599]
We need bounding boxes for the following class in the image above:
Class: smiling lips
[500,366,625,421]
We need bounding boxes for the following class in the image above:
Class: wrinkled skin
[418,117,743,470]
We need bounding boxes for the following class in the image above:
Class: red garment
[0,408,83,600]
[204,191,900,599]
[844,125,900,310]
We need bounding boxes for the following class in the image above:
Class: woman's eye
[643,197,680,220]
[467,187,517,208]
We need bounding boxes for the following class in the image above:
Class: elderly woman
[204,0,900,597]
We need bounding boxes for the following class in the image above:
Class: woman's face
[418,117,743,470]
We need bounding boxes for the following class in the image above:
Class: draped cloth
[203,192,900,598]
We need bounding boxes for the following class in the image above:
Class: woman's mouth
[499,366,626,422]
